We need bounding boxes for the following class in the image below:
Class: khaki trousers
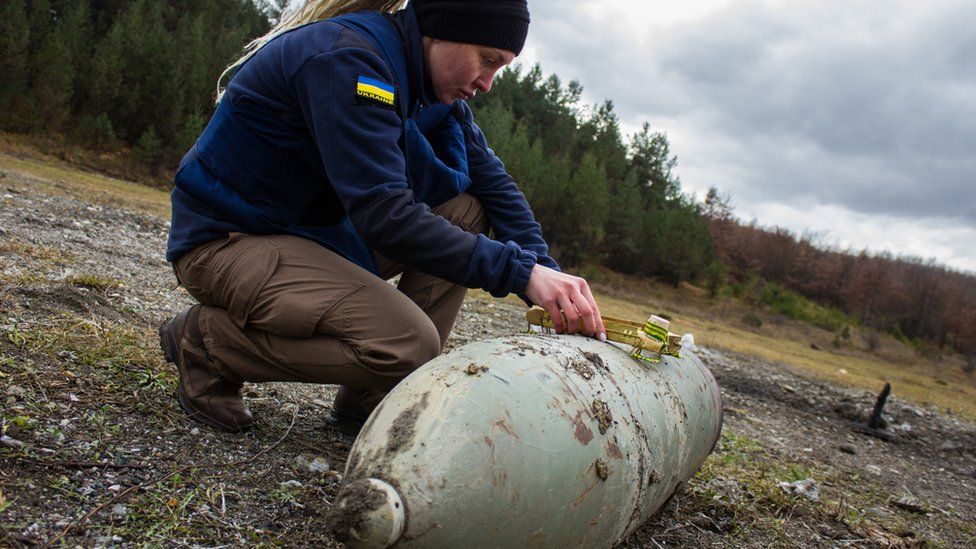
[173,194,488,417]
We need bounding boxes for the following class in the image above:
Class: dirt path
[1,171,974,547]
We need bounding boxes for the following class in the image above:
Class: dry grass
[0,133,169,219]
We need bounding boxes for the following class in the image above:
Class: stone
[296,453,331,474]
[778,478,820,501]
[0,435,26,449]
[839,443,857,455]
[866,506,890,519]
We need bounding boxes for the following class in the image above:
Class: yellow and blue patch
[355,75,395,109]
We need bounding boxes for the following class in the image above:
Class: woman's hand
[524,264,606,341]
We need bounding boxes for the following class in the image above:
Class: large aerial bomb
[327,333,723,548]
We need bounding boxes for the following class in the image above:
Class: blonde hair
[216,0,409,103]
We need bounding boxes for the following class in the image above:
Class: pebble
[0,435,26,449]
[866,506,890,519]
[839,443,857,455]
[296,454,331,474]
[778,478,820,501]
[280,479,303,488]
[865,464,883,475]
[111,504,127,516]
[190,427,200,436]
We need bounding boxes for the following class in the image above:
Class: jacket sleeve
[291,46,538,296]
[451,100,561,272]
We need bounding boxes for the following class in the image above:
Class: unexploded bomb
[327,334,723,548]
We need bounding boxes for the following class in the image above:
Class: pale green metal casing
[334,334,723,548]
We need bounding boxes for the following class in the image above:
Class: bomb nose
[328,478,405,548]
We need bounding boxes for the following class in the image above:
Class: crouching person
[160,0,604,434]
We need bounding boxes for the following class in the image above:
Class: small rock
[834,401,861,421]
[839,443,857,455]
[111,504,127,516]
[781,384,797,394]
[939,441,962,453]
[190,428,200,436]
[866,506,890,519]
[890,495,928,514]
[702,477,744,505]
[838,368,848,375]
[893,423,912,433]
[296,454,331,474]
[5,385,26,398]
[865,464,883,475]
[1,435,26,449]
[107,484,122,494]
[778,478,820,501]
[280,479,303,488]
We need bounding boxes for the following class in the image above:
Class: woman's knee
[362,315,441,377]
[411,317,443,367]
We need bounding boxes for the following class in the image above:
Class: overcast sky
[514,0,976,273]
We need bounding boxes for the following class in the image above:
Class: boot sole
[324,409,367,437]
[160,317,252,434]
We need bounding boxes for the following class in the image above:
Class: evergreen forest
[2,0,975,367]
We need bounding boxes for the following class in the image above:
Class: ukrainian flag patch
[355,75,395,109]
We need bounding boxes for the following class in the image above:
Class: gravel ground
[1,170,974,547]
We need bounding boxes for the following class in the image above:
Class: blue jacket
[166,6,558,298]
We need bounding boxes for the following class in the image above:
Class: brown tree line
[706,196,976,365]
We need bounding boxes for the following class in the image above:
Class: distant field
[4,136,974,420]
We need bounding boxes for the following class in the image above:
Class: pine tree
[562,153,609,265]
[0,0,31,130]
[630,123,681,209]
[32,14,75,131]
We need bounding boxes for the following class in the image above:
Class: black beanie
[413,0,530,55]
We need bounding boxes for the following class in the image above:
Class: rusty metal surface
[336,334,723,548]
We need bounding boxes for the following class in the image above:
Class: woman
[160,0,606,434]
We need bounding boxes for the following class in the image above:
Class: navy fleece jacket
[166,7,558,298]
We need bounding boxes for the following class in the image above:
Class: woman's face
[423,38,516,104]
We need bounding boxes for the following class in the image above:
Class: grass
[4,134,976,420]
[65,274,123,291]
[685,430,975,547]
[0,132,170,219]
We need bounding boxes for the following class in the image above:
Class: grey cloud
[525,0,976,226]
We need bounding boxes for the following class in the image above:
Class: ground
[1,160,974,547]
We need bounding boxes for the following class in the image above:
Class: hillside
[1,149,974,546]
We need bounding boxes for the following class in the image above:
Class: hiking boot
[326,387,386,437]
[324,407,368,437]
[159,306,254,433]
